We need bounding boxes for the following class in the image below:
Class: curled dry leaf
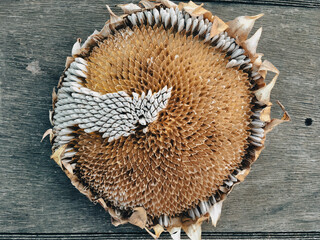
[149,224,165,239]
[128,207,148,229]
[260,105,272,122]
[265,101,291,134]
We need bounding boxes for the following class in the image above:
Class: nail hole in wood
[305,118,312,126]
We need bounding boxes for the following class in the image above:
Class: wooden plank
[0,232,319,240]
[0,0,319,237]
[204,0,320,8]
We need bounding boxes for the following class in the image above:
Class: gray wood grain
[0,0,319,238]
[204,0,320,8]
[0,232,319,240]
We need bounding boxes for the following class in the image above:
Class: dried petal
[244,27,262,56]
[227,14,264,42]
[182,222,202,240]
[208,201,223,227]
[255,60,279,104]
[210,16,229,38]
[118,3,141,13]
[169,227,181,240]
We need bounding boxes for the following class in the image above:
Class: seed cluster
[54,76,172,145]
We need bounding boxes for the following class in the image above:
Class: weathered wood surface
[0,232,319,240]
[204,0,320,8]
[0,0,319,239]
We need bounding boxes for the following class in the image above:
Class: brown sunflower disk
[45,1,290,239]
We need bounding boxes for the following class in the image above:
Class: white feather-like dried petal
[183,223,202,240]
[169,227,181,240]
[255,60,279,104]
[244,27,262,56]
[208,201,223,227]
[227,14,264,41]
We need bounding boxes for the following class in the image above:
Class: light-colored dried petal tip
[50,144,67,169]
[106,5,123,24]
[169,227,181,240]
[48,1,289,239]
[255,60,279,104]
[128,207,148,229]
[150,224,165,239]
[227,14,264,42]
[209,201,223,227]
[264,101,290,134]
[183,223,202,240]
[140,0,160,9]
[210,16,229,38]
[178,1,212,19]
[41,128,53,142]
[118,3,141,13]
[244,27,262,56]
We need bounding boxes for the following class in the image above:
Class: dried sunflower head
[46,1,290,239]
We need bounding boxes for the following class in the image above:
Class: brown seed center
[73,25,252,217]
